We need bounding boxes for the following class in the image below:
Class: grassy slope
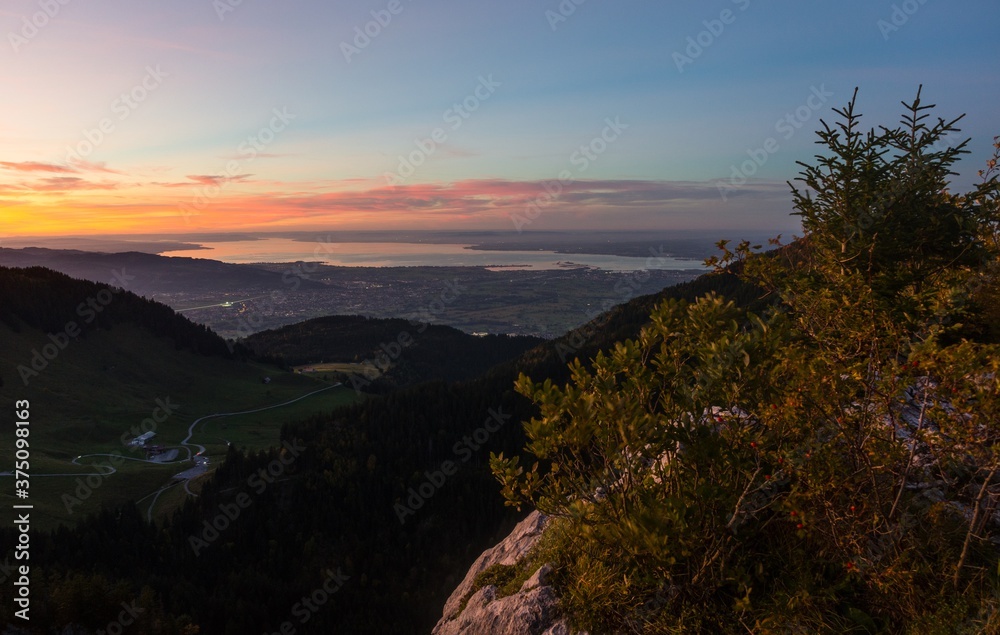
[0,322,358,530]
[244,314,545,388]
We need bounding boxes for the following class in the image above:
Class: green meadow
[0,323,359,530]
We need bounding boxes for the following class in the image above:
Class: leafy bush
[493,90,1000,633]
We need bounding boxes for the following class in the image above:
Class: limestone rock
[433,511,585,635]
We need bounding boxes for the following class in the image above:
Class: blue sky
[1,0,997,235]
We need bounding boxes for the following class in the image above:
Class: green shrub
[492,91,1000,633]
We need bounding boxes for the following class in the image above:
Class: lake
[161,238,706,272]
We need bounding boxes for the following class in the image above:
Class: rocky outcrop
[433,511,581,635]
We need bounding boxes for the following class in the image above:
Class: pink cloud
[154,174,254,188]
[2,176,794,233]
[221,152,290,160]
[71,160,124,175]
[185,174,253,186]
[200,178,781,220]
[0,161,77,174]
[29,177,120,192]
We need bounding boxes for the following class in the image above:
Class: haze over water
[161,238,706,271]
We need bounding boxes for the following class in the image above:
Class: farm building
[130,431,156,447]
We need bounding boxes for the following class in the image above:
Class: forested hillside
[0,257,757,633]
[6,89,993,635]
[0,266,233,365]
[0,248,329,296]
[244,314,545,389]
[492,94,1000,633]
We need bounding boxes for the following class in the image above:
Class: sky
[1,0,998,238]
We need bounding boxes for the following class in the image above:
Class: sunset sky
[1,0,998,237]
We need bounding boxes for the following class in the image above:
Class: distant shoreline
[0,228,786,259]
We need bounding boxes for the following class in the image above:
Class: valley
[0,320,357,531]
[0,243,706,339]
[2,1,994,629]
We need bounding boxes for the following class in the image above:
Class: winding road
[4,383,343,522]
[179,383,341,455]
[139,383,341,520]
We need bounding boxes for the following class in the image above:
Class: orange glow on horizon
[0,176,789,237]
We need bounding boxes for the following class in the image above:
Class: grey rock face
[433,511,583,635]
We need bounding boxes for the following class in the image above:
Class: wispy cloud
[180,178,790,221]
[437,147,480,159]
[154,174,254,188]
[221,152,290,161]
[2,176,794,233]
[187,174,252,186]
[30,177,120,192]
[106,33,243,61]
[1,160,126,176]
[0,161,77,174]
[71,160,124,175]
